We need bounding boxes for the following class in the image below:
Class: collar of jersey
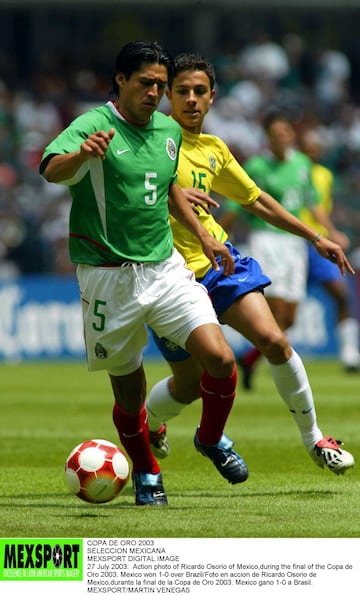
[106,100,153,127]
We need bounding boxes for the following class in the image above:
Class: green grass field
[1,358,359,538]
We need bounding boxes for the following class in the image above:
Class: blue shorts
[307,243,342,284]
[151,242,271,362]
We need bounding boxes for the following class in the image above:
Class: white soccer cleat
[310,436,355,475]
[341,347,360,371]
[149,424,170,459]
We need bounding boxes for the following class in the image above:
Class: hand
[80,128,115,160]
[315,237,355,276]
[200,236,234,275]
[181,188,220,214]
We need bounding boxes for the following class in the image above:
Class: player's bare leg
[185,324,248,483]
[147,290,355,474]
[237,294,297,390]
[148,324,248,483]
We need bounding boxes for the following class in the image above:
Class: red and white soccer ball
[64,439,129,503]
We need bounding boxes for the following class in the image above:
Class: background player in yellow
[300,128,360,371]
[146,53,355,475]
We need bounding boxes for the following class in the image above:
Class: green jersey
[40,101,182,264]
[226,149,319,233]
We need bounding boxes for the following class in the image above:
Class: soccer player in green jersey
[145,53,355,476]
[40,40,250,506]
[221,111,350,388]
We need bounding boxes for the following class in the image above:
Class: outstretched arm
[243,191,355,276]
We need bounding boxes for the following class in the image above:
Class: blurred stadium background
[1,0,360,362]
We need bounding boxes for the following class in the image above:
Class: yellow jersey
[301,162,333,237]
[171,127,261,278]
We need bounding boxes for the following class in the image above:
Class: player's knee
[203,346,235,378]
[258,328,290,362]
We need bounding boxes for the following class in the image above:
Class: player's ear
[209,88,215,106]
[115,73,126,88]
[165,88,171,100]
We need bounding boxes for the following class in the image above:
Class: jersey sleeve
[300,156,321,209]
[211,140,261,206]
[39,109,103,183]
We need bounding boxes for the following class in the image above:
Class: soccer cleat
[345,364,360,372]
[194,428,249,484]
[149,424,170,459]
[132,472,168,506]
[310,436,355,475]
[342,348,360,371]
[237,356,254,391]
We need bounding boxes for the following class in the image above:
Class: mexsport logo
[0,539,82,581]
[3,542,79,569]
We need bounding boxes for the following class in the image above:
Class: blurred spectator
[204,95,265,162]
[281,33,307,91]
[0,79,19,171]
[211,40,241,96]
[314,48,351,112]
[14,79,63,178]
[237,32,290,83]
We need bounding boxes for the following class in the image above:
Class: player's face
[301,135,321,162]
[116,63,168,125]
[267,120,296,159]
[167,70,215,133]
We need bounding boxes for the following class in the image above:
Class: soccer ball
[64,439,129,503]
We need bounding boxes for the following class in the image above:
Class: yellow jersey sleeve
[301,162,334,236]
[171,128,261,278]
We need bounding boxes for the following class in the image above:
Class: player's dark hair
[262,108,294,132]
[111,40,174,95]
[168,53,216,90]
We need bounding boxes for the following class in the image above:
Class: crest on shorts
[166,138,177,160]
[209,155,216,171]
[165,339,181,352]
[95,342,107,359]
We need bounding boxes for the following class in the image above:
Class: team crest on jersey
[95,342,107,359]
[209,155,216,171]
[166,138,177,160]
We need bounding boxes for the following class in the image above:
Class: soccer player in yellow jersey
[300,129,360,370]
[146,53,355,475]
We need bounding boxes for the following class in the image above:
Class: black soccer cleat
[194,428,249,484]
[132,471,168,505]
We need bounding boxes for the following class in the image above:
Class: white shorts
[76,249,219,374]
[248,231,308,302]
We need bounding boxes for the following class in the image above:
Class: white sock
[146,376,187,432]
[268,349,323,450]
[337,317,360,368]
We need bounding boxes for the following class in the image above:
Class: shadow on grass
[0,485,342,502]
[170,488,342,499]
